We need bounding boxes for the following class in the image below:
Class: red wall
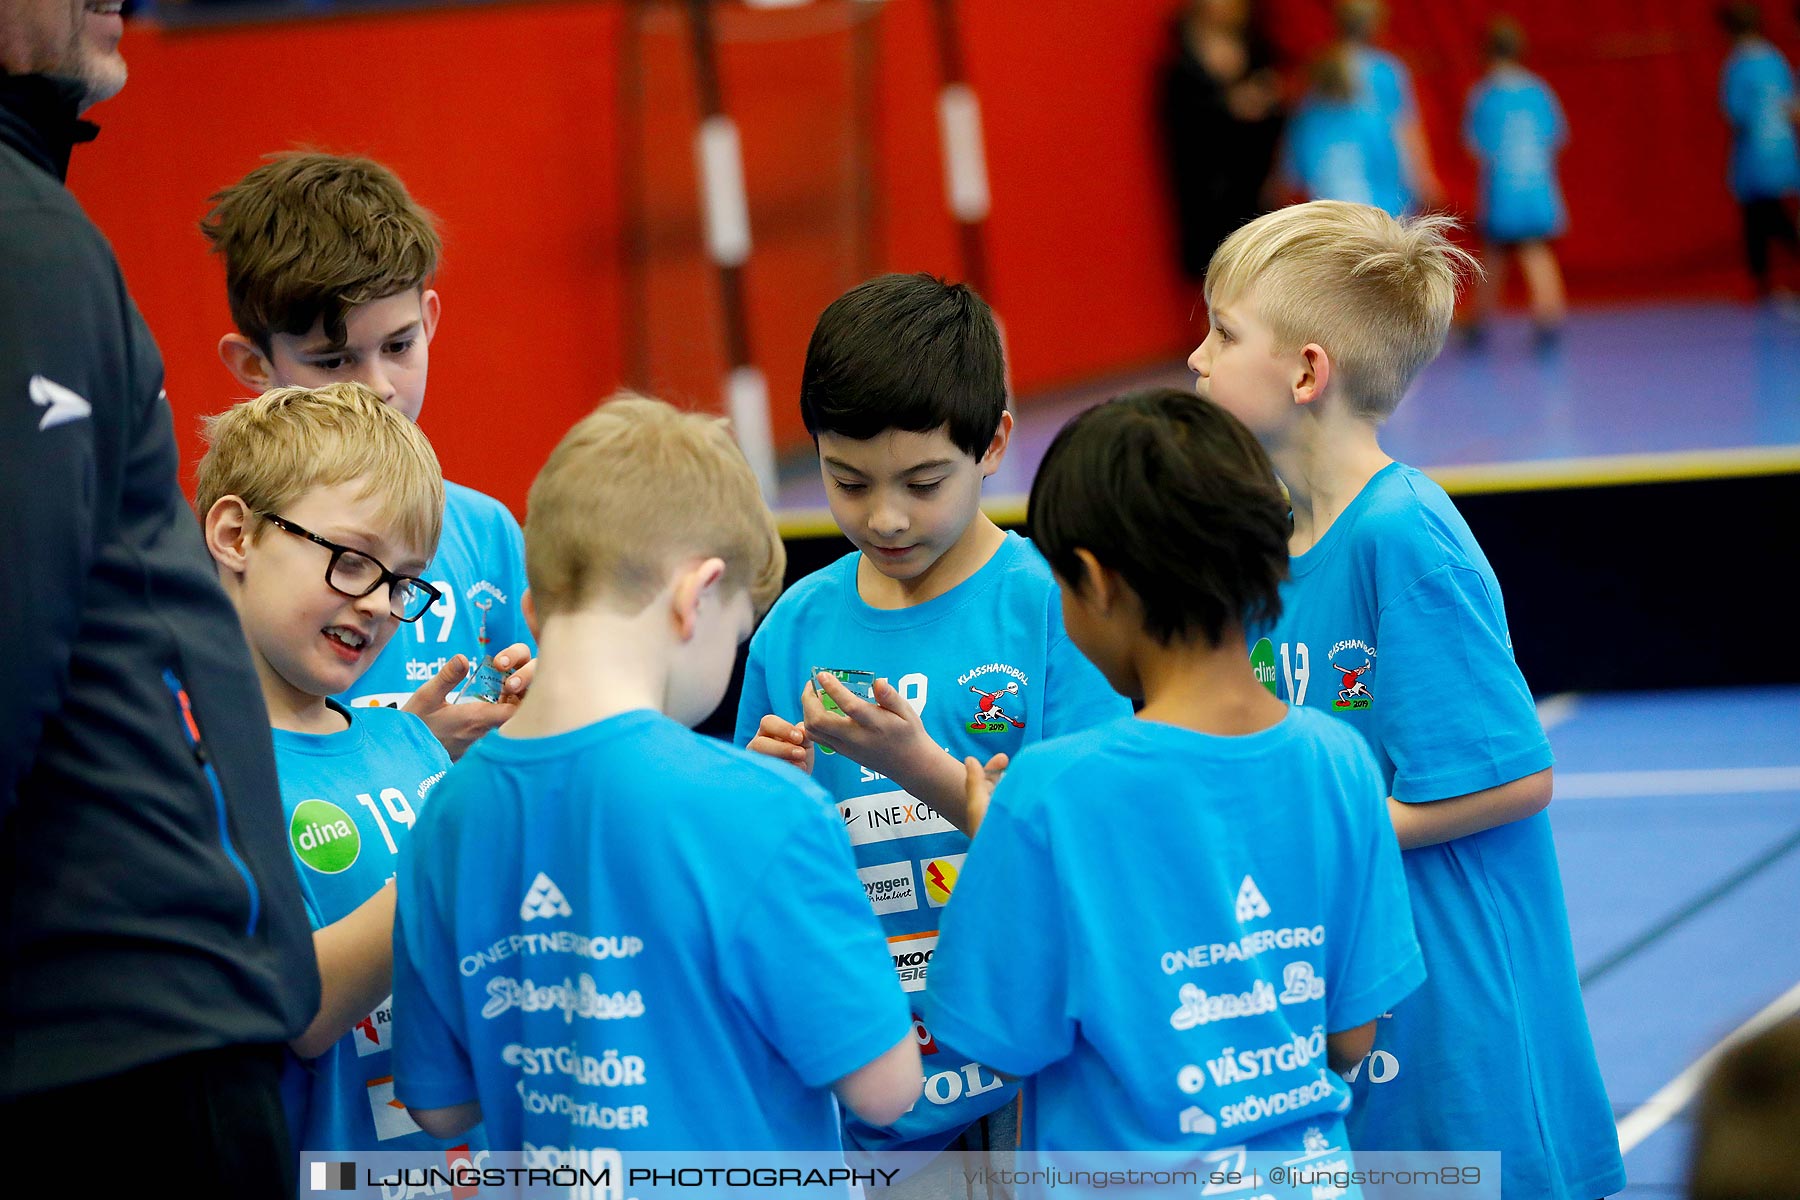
[67,0,1771,515]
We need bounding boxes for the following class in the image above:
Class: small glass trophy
[461,597,512,704]
[811,667,876,714]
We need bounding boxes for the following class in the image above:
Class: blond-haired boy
[390,396,920,1151]
[202,152,531,761]
[1190,199,1624,1199]
[198,383,482,1163]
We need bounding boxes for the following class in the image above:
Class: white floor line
[1617,979,1800,1154]
[1537,693,1582,732]
[1555,766,1800,800]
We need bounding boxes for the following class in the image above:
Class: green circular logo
[1250,638,1279,697]
[289,799,361,874]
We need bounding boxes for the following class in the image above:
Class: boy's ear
[218,333,275,394]
[670,557,728,642]
[1293,343,1332,407]
[420,288,442,344]
[1072,547,1116,612]
[979,409,1015,478]
[204,495,256,574]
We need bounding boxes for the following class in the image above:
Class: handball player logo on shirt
[1327,639,1376,711]
[958,662,1029,734]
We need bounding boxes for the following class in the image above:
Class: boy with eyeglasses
[196,382,488,1167]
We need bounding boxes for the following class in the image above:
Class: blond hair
[526,394,785,620]
[196,383,445,558]
[199,151,441,350]
[1205,200,1479,419]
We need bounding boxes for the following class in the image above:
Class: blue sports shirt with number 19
[271,703,482,1161]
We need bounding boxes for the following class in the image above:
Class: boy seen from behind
[925,389,1423,1183]
[391,396,920,1152]
[1189,199,1625,1199]
[735,274,1129,1166]
[197,383,480,1162]
[202,152,532,761]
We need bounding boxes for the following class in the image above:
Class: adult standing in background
[1,3,318,1195]
[1160,0,1286,281]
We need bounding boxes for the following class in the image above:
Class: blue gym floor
[1548,686,1800,1196]
[773,300,1800,519]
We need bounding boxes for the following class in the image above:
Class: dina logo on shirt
[959,663,1029,734]
[1249,638,1279,696]
[1326,640,1376,711]
[290,799,360,874]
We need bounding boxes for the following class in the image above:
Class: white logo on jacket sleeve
[521,873,573,921]
[29,375,92,430]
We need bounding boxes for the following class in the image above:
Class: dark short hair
[799,273,1007,458]
[1485,16,1526,61]
[1720,1,1761,36]
[1029,388,1290,647]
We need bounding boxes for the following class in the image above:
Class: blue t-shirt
[1351,46,1415,126]
[1464,66,1568,243]
[923,710,1422,1169]
[1722,40,1800,200]
[734,532,1130,1154]
[340,480,533,710]
[1255,462,1625,1200]
[391,709,911,1153]
[1285,98,1408,217]
[272,704,471,1157]
[1351,45,1419,211]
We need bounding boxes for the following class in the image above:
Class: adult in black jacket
[1,7,318,1194]
[1159,0,1286,280]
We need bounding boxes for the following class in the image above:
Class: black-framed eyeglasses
[257,512,442,623]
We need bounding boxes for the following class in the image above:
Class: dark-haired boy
[735,274,1128,1167]
[201,152,532,761]
[926,388,1423,1181]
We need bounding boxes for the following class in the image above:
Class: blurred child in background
[1719,2,1800,299]
[1283,50,1408,216]
[1463,17,1570,345]
[1334,0,1443,211]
